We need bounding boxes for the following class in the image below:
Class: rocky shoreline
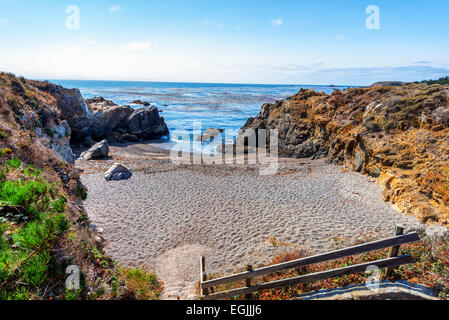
[10,76,449,228]
[236,83,449,226]
[14,79,169,164]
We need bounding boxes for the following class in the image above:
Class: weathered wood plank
[386,227,405,277]
[244,265,253,300]
[202,232,419,289]
[200,256,208,297]
[202,255,415,300]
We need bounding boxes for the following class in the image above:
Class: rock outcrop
[86,97,169,142]
[240,83,449,226]
[130,99,150,106]
[33,81,93,142]
[126,107,169,140]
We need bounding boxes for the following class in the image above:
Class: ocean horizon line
[37,78,357,88]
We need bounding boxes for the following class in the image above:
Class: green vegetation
[416,76,449,85]
[122,268,162,300]
[0,149,12,156]
[0,160,69,299]
[6,158,21,169]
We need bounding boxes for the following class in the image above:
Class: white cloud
[204,20,224,29]
[270,18,283,26]
[234,26,242,31]
[336,34,346,40]
[110,5,122,13]
[124,41,151,51]
[0,18,7,24]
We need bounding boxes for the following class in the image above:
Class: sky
[0,0,448,85]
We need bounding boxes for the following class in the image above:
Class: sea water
[50,80,348,153]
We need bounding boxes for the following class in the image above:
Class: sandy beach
[76,141,447,299]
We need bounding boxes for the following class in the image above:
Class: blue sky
[0,0,448,85]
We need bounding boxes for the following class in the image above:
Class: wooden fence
[200,227,420,300]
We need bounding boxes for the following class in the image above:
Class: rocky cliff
[0,72,161,300]
[241,83,449,226]
[0,76,168,163]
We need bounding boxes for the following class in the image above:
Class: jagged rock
[81,140,109,160]
[104,163,132,181]
[130,99,150,106]
[126,107,169,140]
[85,99,168,142]
[35,81,93,142]
[196,128,224,142]
[91,105,133,140]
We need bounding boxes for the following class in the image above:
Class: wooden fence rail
[200,227,420,300]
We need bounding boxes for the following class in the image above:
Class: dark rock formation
[126,107,169,140]
[85,97,168,142]
[130,99,151,106]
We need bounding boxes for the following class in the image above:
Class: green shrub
[6,158,21,169]
[0,180,51,217]
[20,251,51,286]
[0,131,8,139]
[12,213,68,251]
[51,196,67,213]
[65,289,82,300]
[123,268,161,300]
[23,165,42,178]
[0,286,32,300]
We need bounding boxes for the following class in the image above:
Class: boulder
[104,163,132,181]
[196,128,224,142]
[91,105,134,140]
[85,98,169,142]
[81,140,109,160]
[126,107,169,140]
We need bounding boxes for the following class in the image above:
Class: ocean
[50,80,349,152]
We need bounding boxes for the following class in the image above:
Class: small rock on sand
[81,140,109,160]
[104,163,132,181]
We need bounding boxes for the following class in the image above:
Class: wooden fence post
[385,226,405,278]
[244,265,253,300]
[200,256,209,298]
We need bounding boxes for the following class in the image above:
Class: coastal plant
[120,268,162,300]
[0,179,51,218]
[250,240,449,300]
[6,158,21,169]
[0,148,12,156]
